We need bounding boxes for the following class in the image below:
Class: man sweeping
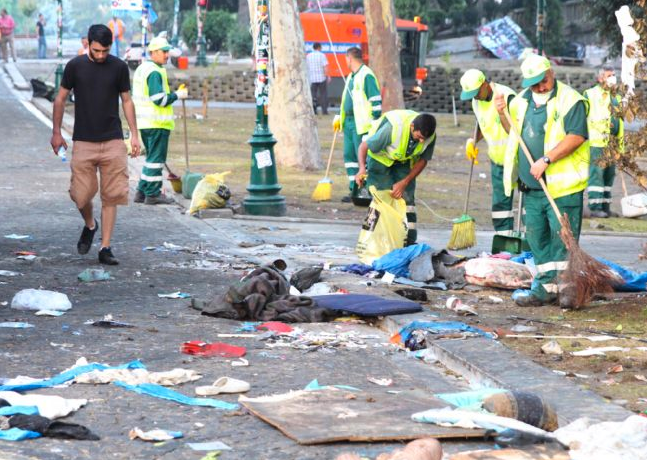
[460,69,517,236]
[583,66,624,218]
[132,36,188,205]
[356,110,436,246]
[333,47,382,203]
[497,54,589,307]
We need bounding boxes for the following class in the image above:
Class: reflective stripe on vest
[503,81,590,199]
[584,85,624,149]
[367,110,435,167]
[473,82,515,165]
[340,65,380,135]
[133,61,175,131]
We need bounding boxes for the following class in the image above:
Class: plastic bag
[11,289,72,312]
[464,257,533,290]
[372,243,431,277]
[188,172,231,215]
[356,186,408,265]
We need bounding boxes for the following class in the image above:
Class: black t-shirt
[61,54,131,142]
[36,21,44,37]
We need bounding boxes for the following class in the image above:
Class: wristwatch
[542,156,551,164]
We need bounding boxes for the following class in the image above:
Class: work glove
[332,114,341,132]
[176,84,188,100]
[465,137,479,165]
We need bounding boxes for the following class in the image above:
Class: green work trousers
[366,156,417,245]
[490,162,515,235]
[343,117,362,195]
[587,146,616,213]
[138,128,170,197]
[524,189,583,300]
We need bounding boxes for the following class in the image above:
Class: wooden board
[449,446,570,460]
[240,389,485,445]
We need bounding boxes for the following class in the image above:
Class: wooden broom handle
[499,102,564,223]
[324,130,338,178]
[462,122,479,214]
[620,171,629,197]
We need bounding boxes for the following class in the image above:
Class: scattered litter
[129,427,183,442]
[35,310,65,317]
[290,267,323,292]
[304,379,360,392]
[158,292,191,299]
[11,289,72,312]
[552,370,590,379]
[391,320,492,350]
[541,341,564,356]
[0,322,34,328]
[571,346,628,357]
[302,282,334,296]
[0,406,39,416]
[181,341,246,358]
[510,325,538,333]
[231,358,249,367]
[16,255,37,261]
[0,427,41,441]
[382,272,396,284]
[257,322,293,333]
[0,392,87,419]
[264,329,382,352]
[635,375,647,383]
[4,234,31,240]
[0,270,21,277]
[607,364,624,374]
[1,301,7,306]
[195,377,250,396]
[113,381,239,410]
[337,409,359,419]
[478,173,487,179]
[84,315,134,328]
[9,414,100,440]
[78,268,111,282]
[187,441,232,451]
[488,295,503,303]
[445,297,477,316]
[199,453,220,460]
[15,251,36,256]
[367,377,393,387]
[464,257,533,290]
[74,368,201,386]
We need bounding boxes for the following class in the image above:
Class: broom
[311,130,338,202]
[447,123,479,250]
[499,102,617,308]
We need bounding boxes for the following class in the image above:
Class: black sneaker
[77,219,98,255]
[134,190,145,203]
[145,194,175,205]
[98,247,119,265]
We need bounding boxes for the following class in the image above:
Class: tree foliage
[182,9,234,51]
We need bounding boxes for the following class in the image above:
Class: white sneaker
[195,377,250,396]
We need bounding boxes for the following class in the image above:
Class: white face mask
[532,91,551,106]
[606,75,617,86]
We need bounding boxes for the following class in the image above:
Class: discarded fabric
[257,322,293,333]
[371,244,432,278]
[113,382,239,411]
[0,322,34,328]
[129,427,183,442]
[78,268,112,282]
[408,249,466,289]
[464,258,533,290]
[435,388,507,412]
[304,379,360,392]
[181,341,246,358]
[0,360,145,392]
[187,440,232,451]
[0,406,39,416]
[312,294,422,316]
[391,320,493,349]
[74,368,201,386]
[339,264,374,276]
[290,267,323,292]
[9,414,100,440]
[0,392,87,419]
[158,292,191,299]
[195,377,250,396]
[0,427,41,441]
[394,277,447,291]
[11,289,72,312]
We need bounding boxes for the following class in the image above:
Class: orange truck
[300,11,429,102]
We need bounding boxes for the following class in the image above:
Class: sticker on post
[255,150,273,169]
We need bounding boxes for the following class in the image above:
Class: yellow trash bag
[188,171,231,215]
[356,186,408,265]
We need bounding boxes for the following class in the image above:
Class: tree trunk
[267,0,321,170]
[238,0,250,27]
[364,0,404,111]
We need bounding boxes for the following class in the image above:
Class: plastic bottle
[58,146,67,162]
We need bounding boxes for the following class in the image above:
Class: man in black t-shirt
[50,24,141,266]
[36,13,46,59]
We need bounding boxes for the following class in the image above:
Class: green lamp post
[196,0,207,66]
[243,0,286,217]
[536,0,545,55]
[171,0,180,47]
[54,0,63,92]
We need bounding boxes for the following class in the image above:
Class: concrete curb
[2,61,30,90]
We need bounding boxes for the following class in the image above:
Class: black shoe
[341,195,352,203]
[77,219,98,255]
[98,247,119,265]
[145,194,174,205]
[134,190,145,203]
[589,210,608,219]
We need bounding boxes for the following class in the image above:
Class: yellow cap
[459,69,486,101]
[148,36,172,52]
[521,54,551,88]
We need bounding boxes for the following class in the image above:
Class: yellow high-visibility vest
[473,82,516,165]
[340,65,380,135]
[503,81,590,199]
[133,61,175,131]
[583,84,624,151]
[367,110,435,167]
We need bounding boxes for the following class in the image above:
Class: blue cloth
[396,320,493,344]
[312,294,422,316]
[0,360,146,392]
[372,244,432,277]
[510,251,533,264]
[598,258,647,292]
[0,406,39,417]
[304,379,360,392]
[114,382,239,411]
[0,428,41,441]
[340,264,375,276]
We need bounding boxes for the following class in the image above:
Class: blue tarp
[396,320,494,344]
[0,406,39,417]
[114,382,239,411]
[372,244,432,278]
[0,428,41,441]
[312,294,422,316]
[598,258,647,292]
[0,360,146,392]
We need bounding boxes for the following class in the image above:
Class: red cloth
[181,341,246,358]
[256,322,293,333]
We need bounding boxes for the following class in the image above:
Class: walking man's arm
[120,91,141,158]
[50,88,70,154]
